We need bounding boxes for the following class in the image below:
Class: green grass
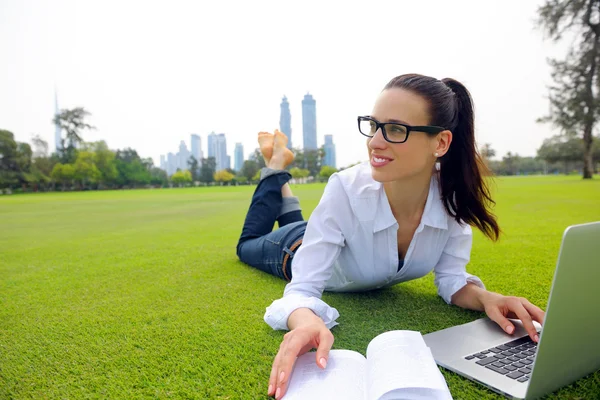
[1,175,599,399]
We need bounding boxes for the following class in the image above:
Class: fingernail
[275,387,281,399]
[534,334,539,342]
[268,384,273,395]
[506,325,514,334]
[279,371,285,382]
[320,357,327,368]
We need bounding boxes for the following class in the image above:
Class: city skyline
[1,1,567,170]
[157,91,337,176]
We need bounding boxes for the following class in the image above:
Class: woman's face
[366,88,441,183]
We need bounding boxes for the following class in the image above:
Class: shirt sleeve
[264,174,352,331]
[433,220,486,304]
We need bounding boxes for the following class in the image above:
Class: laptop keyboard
[464,336,538,383]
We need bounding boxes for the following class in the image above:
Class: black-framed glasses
[357,116,445,143]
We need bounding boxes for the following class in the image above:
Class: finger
[522,300,546,326]
[315,329,334,369]
[510,301,538,342]
[275,337,304,399]
[486,306,515,334]
[268,351,281,396]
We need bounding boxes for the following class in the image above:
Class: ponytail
[384,74,500,241]
[440,78,499,241]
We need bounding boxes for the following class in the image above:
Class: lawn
[1,175,599,399]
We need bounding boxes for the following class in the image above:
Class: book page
[365,331,452,400]
[284,349,367,400]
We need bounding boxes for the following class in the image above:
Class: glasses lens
[359,118,377,136]
[386,124,408,142]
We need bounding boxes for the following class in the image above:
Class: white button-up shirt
[264,162,485,330]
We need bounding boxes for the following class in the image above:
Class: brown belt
[282,238,303,282]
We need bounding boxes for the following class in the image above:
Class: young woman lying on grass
[236,73,546,400]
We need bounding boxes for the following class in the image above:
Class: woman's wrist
[452,283,494,311]
[287,307,322,330]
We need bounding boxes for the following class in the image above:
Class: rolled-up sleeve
[264,174,352,330]
[433,221,485,304]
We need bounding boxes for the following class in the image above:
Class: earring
[435,161,441,171]
[434,152,439,157]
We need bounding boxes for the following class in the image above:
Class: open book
[283,330,452,400]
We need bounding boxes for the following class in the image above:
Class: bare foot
[270,129,295,169]
[257,131,274,164]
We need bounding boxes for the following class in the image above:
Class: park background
[2,0,600,398]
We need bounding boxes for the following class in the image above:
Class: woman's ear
[434,130,452,157]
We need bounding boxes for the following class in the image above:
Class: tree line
[0,108,341,192]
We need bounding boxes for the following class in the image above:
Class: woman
[236,74,545,400]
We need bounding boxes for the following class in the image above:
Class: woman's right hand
[268,309,334,399]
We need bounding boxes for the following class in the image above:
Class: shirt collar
[372,175,448,233]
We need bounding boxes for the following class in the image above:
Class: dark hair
[383,73,500,241]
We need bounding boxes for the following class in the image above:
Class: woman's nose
[368,128,387,149]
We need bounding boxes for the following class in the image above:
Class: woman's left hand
[481,292,546,342]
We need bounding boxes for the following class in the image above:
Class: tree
[86,141,118,186]
[214,169,235,184]
[171,170,192,186]
[73,151,101,188]
[53,107,95,148]
[249,149,266,169]
[0,130,19,188]
[537,0,600,178]
[319,165,338,180]
[537,134,600,173]
[188,155,199,181]
[50,163,75,189]
[31,134,49,158]
[240,159,259,181]
[502,152,521,176]
[480,143,496,163]
[149,167,168,186]
[114,148,151,187]
[290,167,310,181]
[199,157,216,183]
[289,147,324,176]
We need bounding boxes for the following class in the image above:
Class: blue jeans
[236,171,307,281]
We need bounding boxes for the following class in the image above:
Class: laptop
[423,221,600,399]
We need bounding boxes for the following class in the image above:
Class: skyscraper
[323,135,337,168]
[54,88,61,151]
[302,93,317,150]
[207,132,216,159]
[177,140,191,171]
[191,134,203,163]
[167,152,176,176]
[279,96,292,149]
[213,133,229,171]
[234,143,244,172]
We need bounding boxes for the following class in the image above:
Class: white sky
[0,0,568,168]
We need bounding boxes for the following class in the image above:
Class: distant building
[167,152,176,175]
[323,135,337,168]
[191,134,203,164]
[302,93,317,150]
[177,141,191,172]
[234,143,244,172]
[279,96,292,149]
[160,155,166,170]
[207,132,216,159]
[209,133,229,171]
